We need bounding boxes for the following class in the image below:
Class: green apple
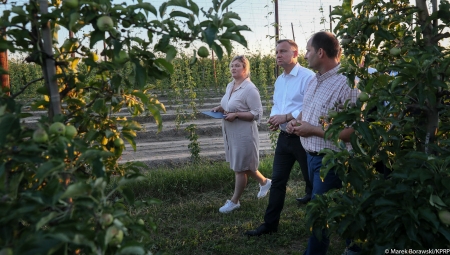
[328,110,338,118]
[137,218,145,225]
[438,210,450,225]
[63,0,78,8]
[114,138,124,147]
[33,129,48,143]
[49,122,66,136]
[65,125,77,139]
[107,226,124,246]
[390,47,401,56]
[100,213,114,227]
[97,16,114,32]
[197,46,209,58]
[122,19,131,28]
[114,51,129,64]
[358,92,370,102]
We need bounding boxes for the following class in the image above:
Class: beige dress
[220,78,263,172]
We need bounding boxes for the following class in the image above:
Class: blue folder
[201,111,226,119]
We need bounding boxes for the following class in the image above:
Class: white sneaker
[257,179,272,198]
[219,200,240,213]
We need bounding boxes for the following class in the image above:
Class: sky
[143,0,351,55]
[1,0,447,57]
[1,0,351,56]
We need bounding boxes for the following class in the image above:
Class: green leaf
[211,42,223,60]
[132,59,147,88]
[36,212,58,230]
[153,58,174,74]
[342,0,353,14]
[418,207,440,230]
[60,183,92,199]
[119,246,146,255]
[36,161,65,182]
[221,0,235,12]
[79,149,113,160]
[120,186,136,204]
[69,12,80,31]
[188,0,199,16]
[203,24,218,46]
[92,98,106,113]
[438,226,450,242]
[159,2,168,17]
[218,39,232,56]
[357,121,375,146]
[430,195,447,208]
[90,29,105,49]
[136,2,157,16]
[1,114,20,144]
[169,11,190,19]
[165,45,177,61]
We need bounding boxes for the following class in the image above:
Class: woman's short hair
[230,55,250,78]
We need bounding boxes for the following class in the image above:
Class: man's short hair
[277,39,298,52]
[310,32,341,59]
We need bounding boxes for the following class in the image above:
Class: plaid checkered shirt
[300,64,358,152]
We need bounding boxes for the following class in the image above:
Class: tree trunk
[0,50,9,96]
[416,0,439,153]
[39,0,61,120]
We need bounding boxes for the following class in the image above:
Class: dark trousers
[263,131,311,229]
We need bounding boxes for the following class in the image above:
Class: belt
[279,130,298,137]
[307,151,324,156]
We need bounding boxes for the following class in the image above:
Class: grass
[127,155,346,255]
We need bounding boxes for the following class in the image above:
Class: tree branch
[11,77,44,99]
[432,32,450,45]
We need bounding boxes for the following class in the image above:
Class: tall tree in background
[308,0,450,252]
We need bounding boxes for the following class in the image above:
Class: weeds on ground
[123,156,345,255]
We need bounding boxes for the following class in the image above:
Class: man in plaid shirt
[287,31,359,255]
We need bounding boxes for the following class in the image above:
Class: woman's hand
[224,112,238,122]
[212,106,223,113]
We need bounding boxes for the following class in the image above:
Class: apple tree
[0,0,250,254]
[307,0,450,252]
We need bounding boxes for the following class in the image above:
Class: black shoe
[296,194,311,204]
[244,224,277,237]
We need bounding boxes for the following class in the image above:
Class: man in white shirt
[245,39,315,236]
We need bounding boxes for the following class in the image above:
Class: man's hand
[286,119,299,133]
[268,115,287,127]
[291,121,319,137]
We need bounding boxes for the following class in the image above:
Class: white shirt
[270,63,315,131]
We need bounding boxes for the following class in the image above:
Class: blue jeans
[263,132,311,229]
[304,153,342,255]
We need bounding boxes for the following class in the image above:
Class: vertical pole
[291,22,295,42]
[329,5,332,32]
[39,0,62,118]
[69,30,75,58]
[212,50,217,86]
[274,0,279,76]
[0,28,9,96]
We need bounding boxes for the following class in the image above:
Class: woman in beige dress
[212,55,271,213]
